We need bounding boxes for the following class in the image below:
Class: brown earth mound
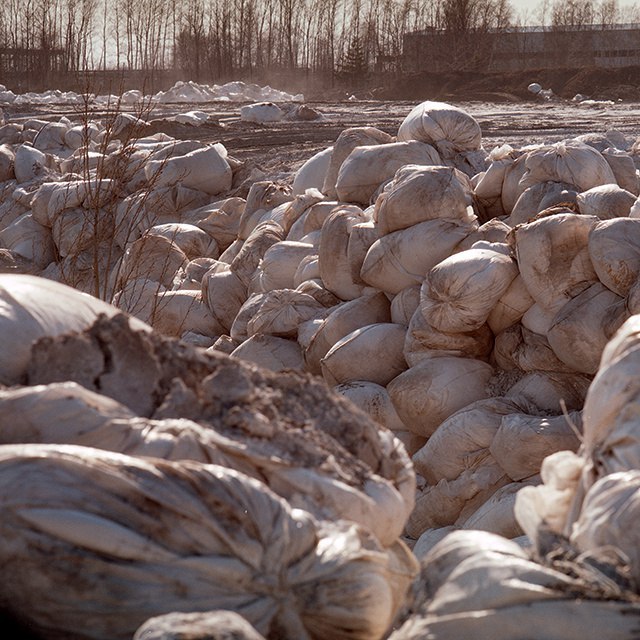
[373,66,640,102]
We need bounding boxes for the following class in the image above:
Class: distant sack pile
[2,98,640,639]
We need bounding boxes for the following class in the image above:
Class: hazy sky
[510,0,639,24]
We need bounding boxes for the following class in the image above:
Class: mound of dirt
[378,66,640,102]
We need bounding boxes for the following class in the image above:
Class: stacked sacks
[211,105,634,547]
[6,97,640,564]
[0,444,416,640]
[0,109,248,344]
[515,314,640,552]
[0,310,420,639]
[394,314,640,639]
[389,529,640,640]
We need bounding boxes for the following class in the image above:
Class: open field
[5,97,640,180]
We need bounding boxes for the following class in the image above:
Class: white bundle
[602,147,639,194]
[403,306,493,367]
[588,217,640,296]
[505,371,591,414]
[318,206,370,300]
[147,223,219,260]
[519,139,617,193]
[134,611,265,640]
[252,240,315,292]
[406,468,511,538]
[0,143,15,181]
[391,285,421,326]
[487,274,535,335]
[195,197,246,251]
[144,143,232,196]
[515,212,598,313]
[473,145,518,218]
[30,180,86,227]
[202,265,248,332]
[460,481,534,538]
[570,471,640,584]
[287,200,339,241]
[346,220,379,285]
[547,282,628,374]
[420,245,518,333]
[0,274,149,385]
[321,323,407,387]
[361,218,473,295]
[52,207,112,258]
[412,397,526,484]
[240,101,284,123]
[387,356,493,438]
[335,141,441,205]
[506,181,577,227]
[291,146,333,195]
[490,412,582,482]
[500,153,530,214]
[230,293,268,341]
[390,530,640,640]
[0,444,417,640]
[493,323,576,373]
[323,127,393,198]
[246,289,325,338]
[117,234,188,289]
[520,301,558,335]
[576,183,636,219]
[231,334,305,372]
[113,277,167,319]
[397,101,482,152]
[14,143,51,183]
[230,221,284,287]
[0,212,55,267]
[138,289,224,339]
[373,164,476,235]
[334,381,406,433]
[304,292,390,374]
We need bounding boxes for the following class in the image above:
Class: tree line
[1,0,639,86]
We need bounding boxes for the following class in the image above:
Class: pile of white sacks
[0,79,303,106]
[3,98,640,637]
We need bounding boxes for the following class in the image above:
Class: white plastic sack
[230,334,305,372]
[318,206,370,300]
[361,219,472,295]
[304,292,390,374]
[420,246,518,333]
[374,164,476,235]
[323,127,393,198]
[547,282,628,374]
[519,139,617,193]
[292,146,333,196]
[515,213,598,313]
[397,101,482,152]
[145,143,232,196]
[576,183,636,219]
[0,444,417,640]
[321,323,407,387]
[0,274,150,385]
[335,141,441,205]
[588,217,640,297]
[387,356,493,437]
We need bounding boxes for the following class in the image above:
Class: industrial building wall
[403,26,640,74]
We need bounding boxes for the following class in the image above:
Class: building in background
[403,24,640,73]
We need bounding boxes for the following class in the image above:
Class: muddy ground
[146,98,640,180]
[7,96,640,182]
